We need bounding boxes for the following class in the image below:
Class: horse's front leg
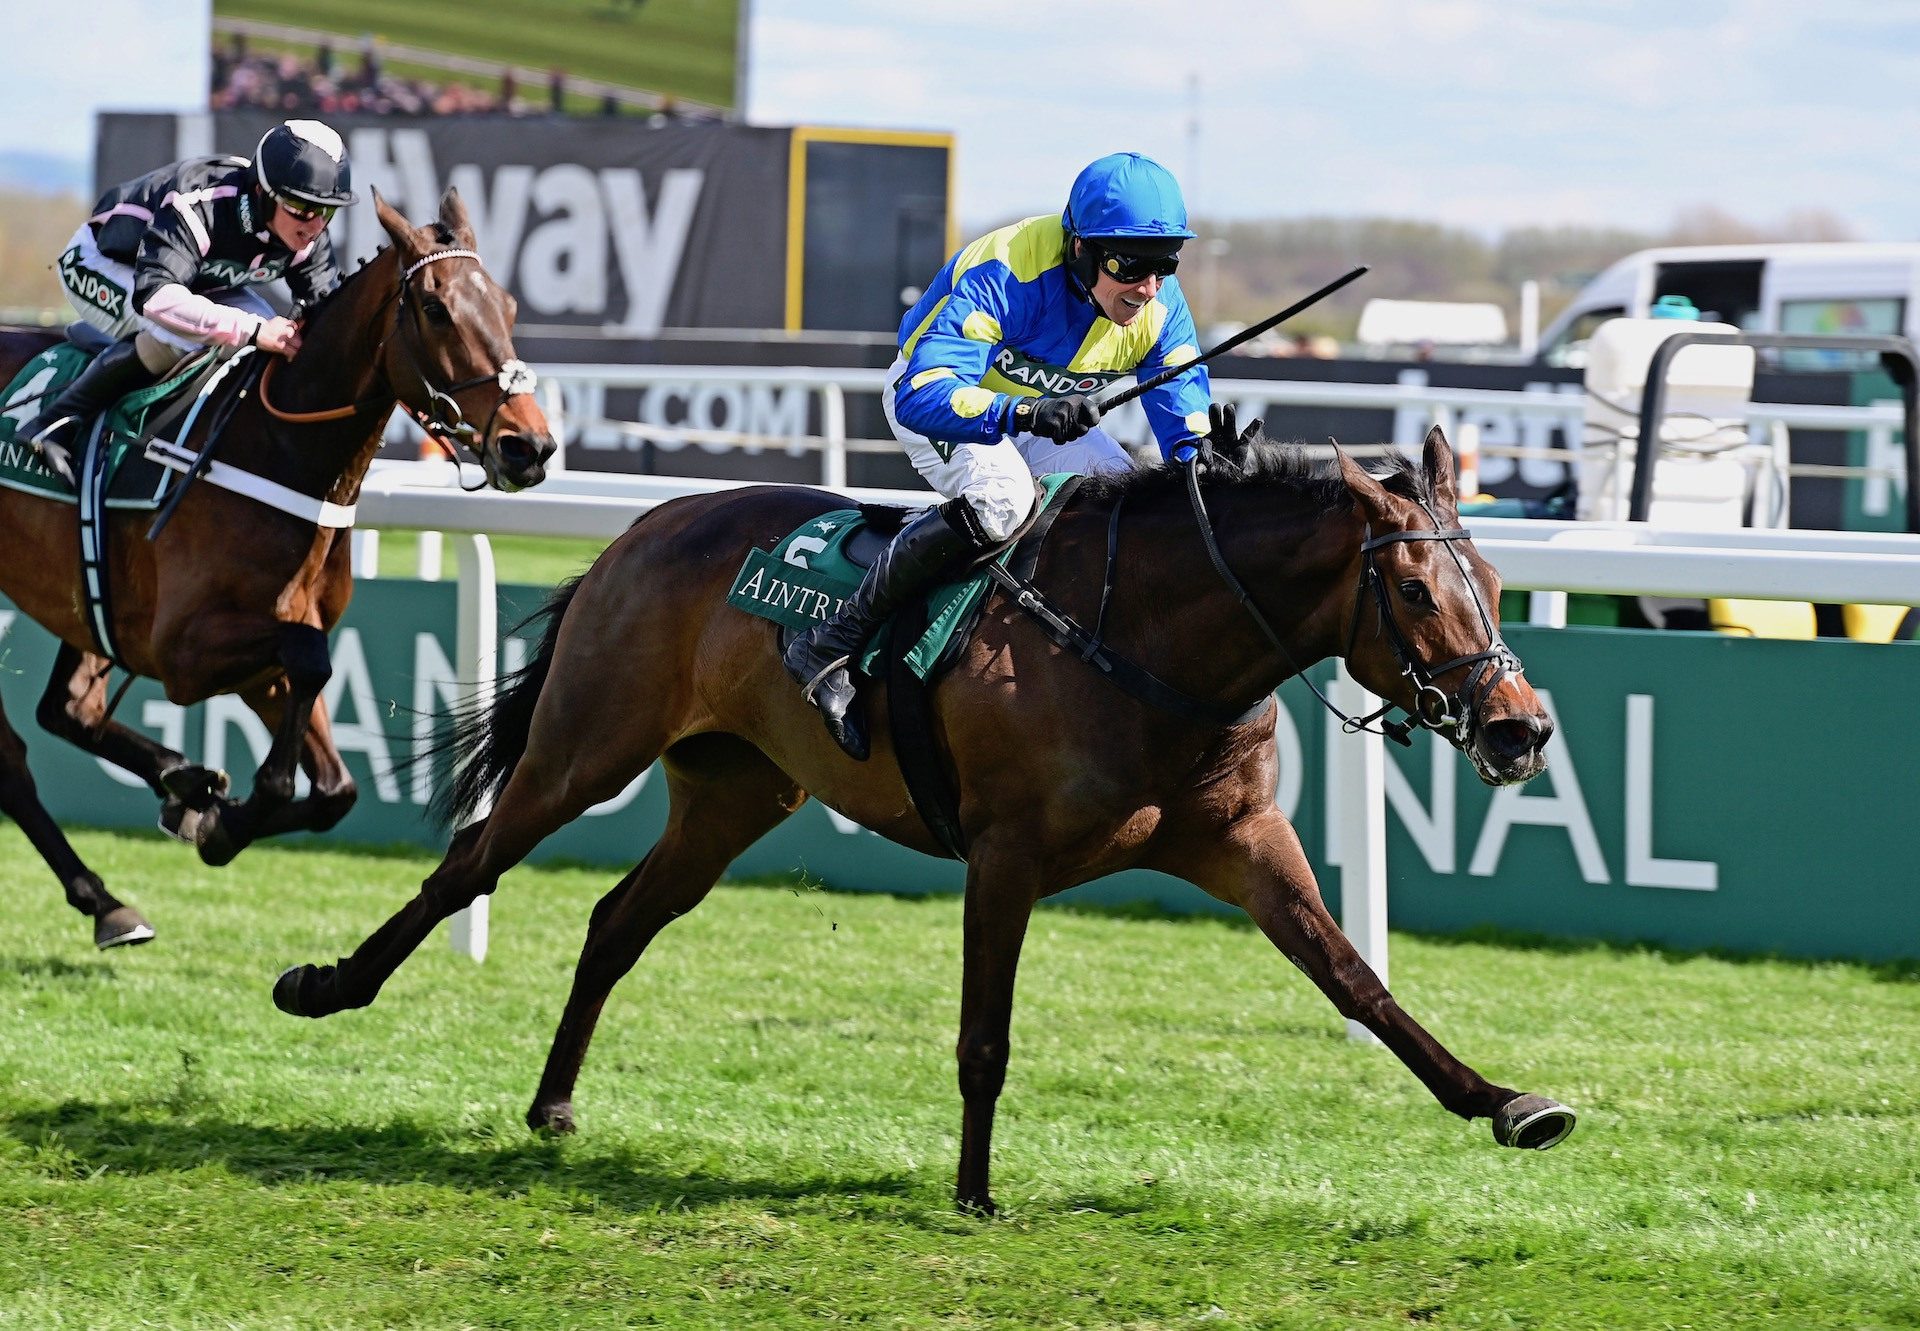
[190,622,333,868]
[227,679,358,841]
[953,835,1042,1216]
[1169,809,1575,1150]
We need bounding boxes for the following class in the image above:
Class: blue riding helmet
[1064,153,1195,241]
[1063,152,1193,295]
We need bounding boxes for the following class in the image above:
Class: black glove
[1012,394,1099,444]
[1206,402,1264,456]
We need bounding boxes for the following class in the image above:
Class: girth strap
[75,415,122,664]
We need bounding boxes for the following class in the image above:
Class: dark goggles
[275,193,338,224]
[1094,245,1180,283]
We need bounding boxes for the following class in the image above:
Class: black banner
[102,112,792,336]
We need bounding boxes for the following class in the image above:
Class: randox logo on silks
[991,347,1125,398]
[58,247,127,322]
[201,256,289,287]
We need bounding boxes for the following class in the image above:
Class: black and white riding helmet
[253,119,357,209]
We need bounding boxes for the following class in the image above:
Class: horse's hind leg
[34,645,226,816]
[1174,809,1575,1150]
[275,667,674,1019]
[0,691,152,948]
[527,735,805,1136]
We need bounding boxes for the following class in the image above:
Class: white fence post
[821,383,848,488]
[350,530,380,578]
[447,533,497,962]
[416,530,443,582]
[1329,665,1388,1045]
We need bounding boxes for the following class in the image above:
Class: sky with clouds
[747,0,1916,238]
[3,0,1911,241]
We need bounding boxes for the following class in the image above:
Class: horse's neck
[1109,486,1362,703]
[227,257,397,505]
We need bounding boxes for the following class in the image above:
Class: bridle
[1343,506,1523,747]
[1181,455,1522,749]
[259,247,536,489]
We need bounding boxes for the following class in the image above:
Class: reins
[997,452,1521,747]
[1178,453,1518,748]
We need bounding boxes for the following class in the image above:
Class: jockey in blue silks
[784,151,1213,759]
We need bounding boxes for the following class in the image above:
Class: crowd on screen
[209,34,710,121]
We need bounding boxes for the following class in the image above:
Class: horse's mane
[301,220,468,330]
[298,246,388,327]
[1075,435,1433,512]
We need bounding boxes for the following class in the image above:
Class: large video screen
[210,0,744,117]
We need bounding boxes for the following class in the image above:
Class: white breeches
[882,356,1134,542]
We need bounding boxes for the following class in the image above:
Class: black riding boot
[17,338,158,487]
[783,499,986,760]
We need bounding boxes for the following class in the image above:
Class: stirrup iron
[799,655,853,704]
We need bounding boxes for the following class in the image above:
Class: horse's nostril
[1486,713,1550,756]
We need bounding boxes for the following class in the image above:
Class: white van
[1537,242,1920,368]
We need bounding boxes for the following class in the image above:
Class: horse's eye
[421,298,452,327]
[1398,580,1432,608]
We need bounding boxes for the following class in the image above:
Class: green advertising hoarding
[1,583,1914,961]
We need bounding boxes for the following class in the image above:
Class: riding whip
[1094,265,1369,416]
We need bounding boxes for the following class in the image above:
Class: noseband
[1182,456,1520,749]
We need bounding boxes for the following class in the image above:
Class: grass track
[1,827,1917,1328]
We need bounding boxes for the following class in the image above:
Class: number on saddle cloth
[725,475,1079,683]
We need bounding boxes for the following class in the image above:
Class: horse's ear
[1334,440,1393,525]
[438,186,473,243]
[1423,424,1460,516]
[372,188,417,251]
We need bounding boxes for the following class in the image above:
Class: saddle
[729,475,1083,858]
[728,473,1079,683]
[0,327,249,662]
[0,326,229,507]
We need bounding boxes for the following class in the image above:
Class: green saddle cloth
[0,342,204,507]
[728,473,1077,681]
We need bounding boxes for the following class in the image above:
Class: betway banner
[3,585,1915,962]
[99,112,791,335]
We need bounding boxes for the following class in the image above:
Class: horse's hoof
[1492,1094,1577,1150]
[956,1193,998,1218]
[527,1101,577,1136]
[196,805,246,868]
[157,799,206,846]
[160,764,230,810]
[274,965,321,1017]
[95,906,155,950]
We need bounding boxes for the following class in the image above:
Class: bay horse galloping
[276,425,1575,1214]
[0,189,553,949]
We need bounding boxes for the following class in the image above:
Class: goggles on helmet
[1092,245,1180,283]
[274,193,337,225]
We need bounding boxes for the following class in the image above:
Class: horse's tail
[429,574,584,830]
